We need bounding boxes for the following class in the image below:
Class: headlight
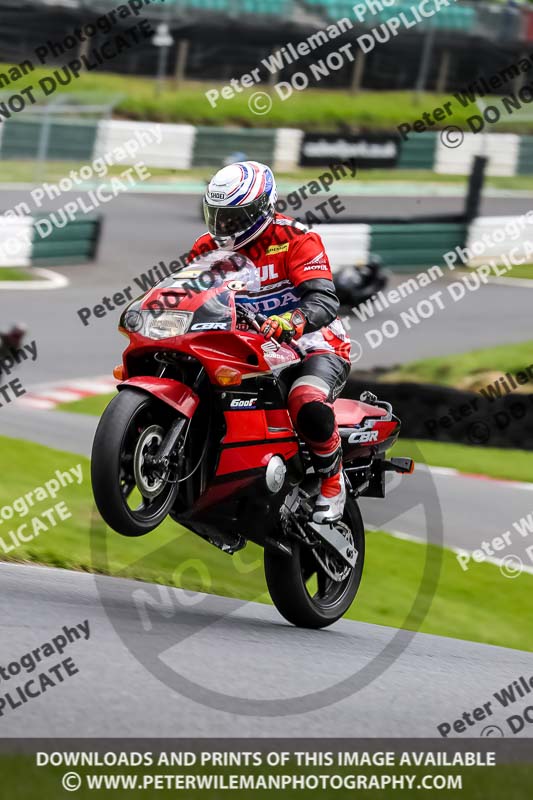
[146,311,193,340]
[121,309,192,340]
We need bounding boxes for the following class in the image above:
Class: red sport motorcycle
[91,252,413,629]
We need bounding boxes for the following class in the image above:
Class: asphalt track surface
[0,188,532,737]
[1,561,532,737]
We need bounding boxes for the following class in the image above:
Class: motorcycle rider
[189,161,351,523]
[0,323,26,354]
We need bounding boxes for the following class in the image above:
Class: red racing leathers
[189,214,351,493]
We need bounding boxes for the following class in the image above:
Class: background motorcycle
[334,255,388,309]
[91,254,413,629]
[0,323,27,357]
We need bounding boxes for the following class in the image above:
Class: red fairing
[216,441,299,478]
[372,420,399,442]
[216,409,299,478]
[118,377,199,418]
[333,399,387,426]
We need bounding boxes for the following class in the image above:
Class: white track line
[418,464,533,491]
[0,267,69,290]
[369,527,533,576]
[487,277,533,289]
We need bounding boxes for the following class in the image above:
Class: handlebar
[236,304,305,360]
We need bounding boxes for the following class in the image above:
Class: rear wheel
[264,494,365,628]
[91,389,180,536]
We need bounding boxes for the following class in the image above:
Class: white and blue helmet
[203,160,278,249]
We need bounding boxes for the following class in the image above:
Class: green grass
[1,160,533,189]
[495,262,533,280]
[0,160,193,184]
[1,434,532,652]
[58,392,114,416]
[2,63,533,132]
[0,267,36,281]
[392,438,533,483]
[385,339,533,389]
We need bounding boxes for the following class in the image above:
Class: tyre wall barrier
[345,377,533,451]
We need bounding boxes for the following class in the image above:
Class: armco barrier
[0,118,99,161]
[0,215,102,267]
[192,127,276,168]
[94,120,195,170]
[317,224,371,268]
[273,128,304,172]
[0,217,34,266]
[396,132,437,170]
[314,219,467,271]
[2,118,533,175]
[465,215,533,265]
[31,216,102,265]
[370,221,468,269]
[434,132,520,177]
[517,136,533,175]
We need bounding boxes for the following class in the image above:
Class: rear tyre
[91,389,180,537]
[264,494,365,629]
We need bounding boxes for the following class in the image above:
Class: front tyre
[91,389,179,536]
[264,494,365,629]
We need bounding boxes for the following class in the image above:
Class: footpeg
[383,457,415,474]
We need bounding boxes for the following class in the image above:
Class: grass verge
[384,340,533,390]
[492,262,533,280]
[58,393,114,416]
[0,268,37,281]
[392,438,533,483]
[2,64,533,133]
[1,160,533,191]
[1,434,531,652]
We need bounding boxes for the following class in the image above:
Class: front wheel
[91,389,180,536]
[264,494,365,629]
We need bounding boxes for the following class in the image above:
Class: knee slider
[296,401,335,443]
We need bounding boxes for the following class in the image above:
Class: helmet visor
[203,191,270,239]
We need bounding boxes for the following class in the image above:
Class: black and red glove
[260,309,306,343]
